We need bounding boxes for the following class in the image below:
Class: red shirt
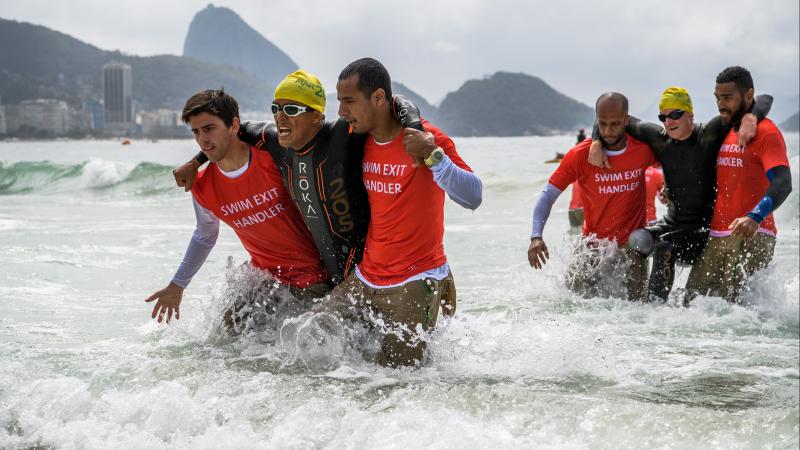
[358,121,473,286]
[549,136,656,245]
[569,182,583,210]
[191,147,325,287]
[645,165,664,223]
[710,118,789,236]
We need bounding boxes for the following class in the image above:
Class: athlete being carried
[175,71,426,291]
[175,70,369,289]
[587,85,772,302]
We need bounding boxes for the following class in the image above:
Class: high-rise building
[1,100,69,135]
[83,99,105,130]
[103,62,133,132]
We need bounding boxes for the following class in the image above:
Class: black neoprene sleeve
[766,165,793,211]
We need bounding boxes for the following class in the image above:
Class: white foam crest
[79,159,135,188]
[1,375,274,449]
[428,310,617,383]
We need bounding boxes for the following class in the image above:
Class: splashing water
[1,137,797,449]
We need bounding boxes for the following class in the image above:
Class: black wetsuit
[191,96,422,287]
[194,118,369,287]
[592,95,772,301]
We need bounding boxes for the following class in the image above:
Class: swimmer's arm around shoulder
[238,120,270,148]
[737,94,773,146]
[625,116,664,147]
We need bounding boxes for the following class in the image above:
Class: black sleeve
[392,95,424,131]
[766,165,792,211]
[752,94,773,121]
[624,116,666,148]
[591,116,664,149]
[238,120,270,147]
[703,94,773,144]
[193,151,208,165]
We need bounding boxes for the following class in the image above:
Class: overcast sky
[2,0,798,119]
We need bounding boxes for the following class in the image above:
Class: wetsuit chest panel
[282,121,370,285]
[655,128,717,227]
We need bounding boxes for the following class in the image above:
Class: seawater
[0,135,798,449]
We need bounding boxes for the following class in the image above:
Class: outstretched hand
[145,282,184,323]
[528,237,549,269]
[588,140,611,169]
[173,159,201,192]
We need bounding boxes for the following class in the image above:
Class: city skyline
[0,0,797,119]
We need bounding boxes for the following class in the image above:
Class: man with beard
[588,86,772,302]
[528,93,654,301]
[684,66,792,303]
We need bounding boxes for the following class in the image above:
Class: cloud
[431,40,459,54]
[0,0,796,111]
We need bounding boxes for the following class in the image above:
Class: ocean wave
[0,160,177,195]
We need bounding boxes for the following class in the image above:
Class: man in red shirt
[685,66,792,303]
[528,93,655,301]
[310,58,482,367]
[144,89,327,331]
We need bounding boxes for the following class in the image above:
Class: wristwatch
[424,147,445,167]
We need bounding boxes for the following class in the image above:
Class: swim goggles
[658,110,686,122]
[271,103,312,117]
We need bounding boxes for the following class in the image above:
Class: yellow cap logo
[274,70,326,112]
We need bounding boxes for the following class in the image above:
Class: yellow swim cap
[274,70,326,112]
[658,86,693,113]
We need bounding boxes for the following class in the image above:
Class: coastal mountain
[0,17,273,111]
[437,72,594,136]
[392,82,439,124]
[1,11,595,137]
[780,112,799,132]
[183,4,298,88]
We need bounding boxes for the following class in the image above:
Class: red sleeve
[422,120,473,172]
[649,166,664,189]
[549,146,582,191]
[755,127,790,173]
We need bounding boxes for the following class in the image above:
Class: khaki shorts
[223,282,330,335]
[314,270,456,367]
[565,241,648,301]
[568,209,584,229]
[685,233,775,303]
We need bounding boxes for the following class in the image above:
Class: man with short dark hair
[528,92,654,301]
[145,89,327,329]
[685,66,792,303]
[312,57,482,367]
